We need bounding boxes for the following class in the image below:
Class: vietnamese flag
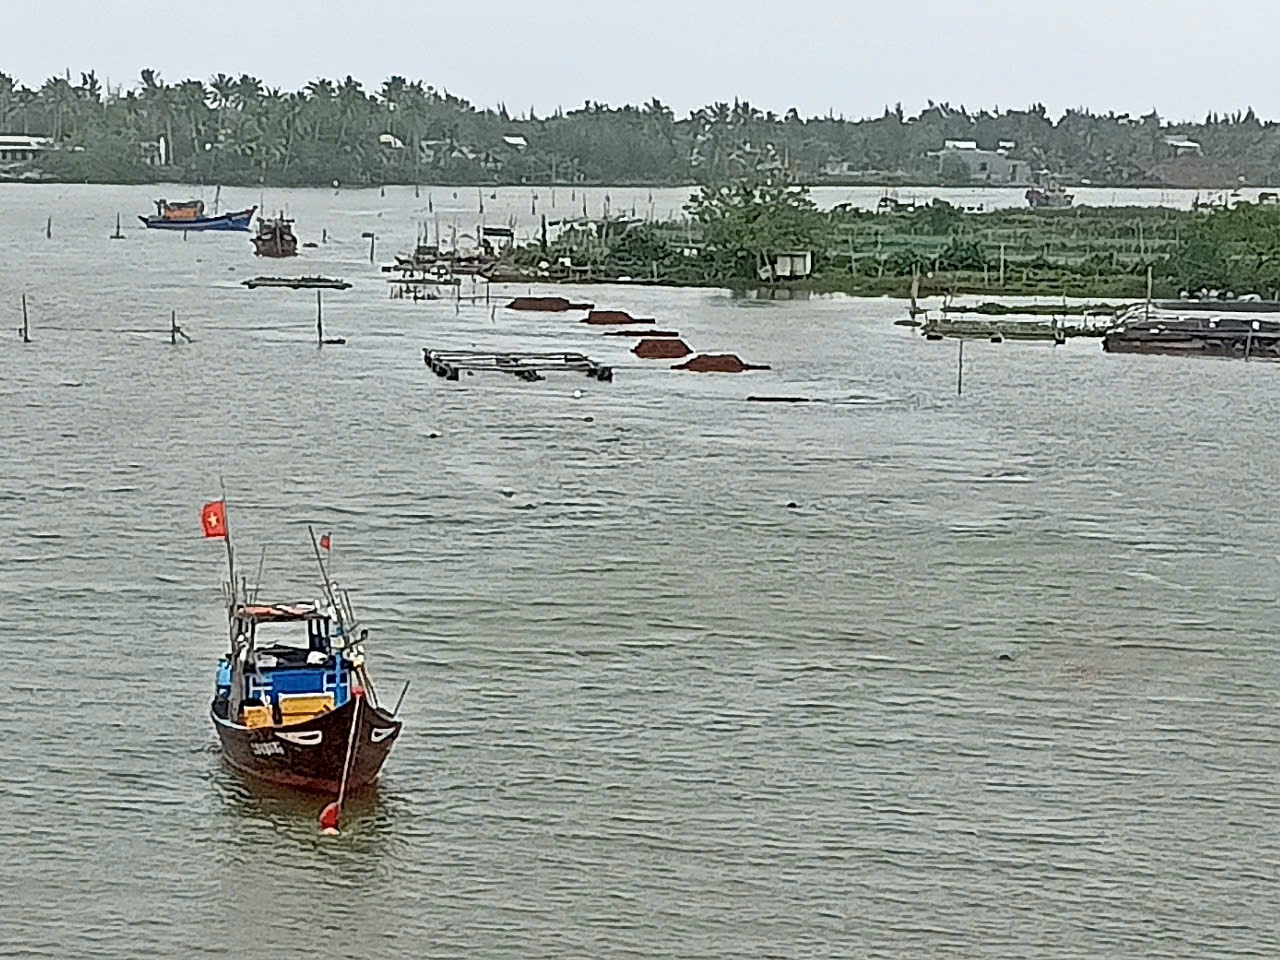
[319,532,332,551]
[201,500,228,539]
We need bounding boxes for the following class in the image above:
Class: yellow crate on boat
[242,704,273,729]
[278,693,334,722]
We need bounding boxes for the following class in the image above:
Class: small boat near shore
[202,501,403,799]
[242,276,351,290]
[140,199,255,231]
[1026,182,1074,209]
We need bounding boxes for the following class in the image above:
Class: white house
[0,135,52,163]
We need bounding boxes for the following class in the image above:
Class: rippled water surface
[1,186,1278,958]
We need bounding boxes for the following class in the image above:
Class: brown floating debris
[747,396,811,403]
[506,296,594,312]
[582,310,654,325]
[632,338,692,359]
[602,329,681,338]
[673,354,771,373]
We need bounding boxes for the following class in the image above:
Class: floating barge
[242,276,351,290]
[1102,302,1280,359]
[423,348,614,382]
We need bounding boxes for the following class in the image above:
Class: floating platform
[423,348,614,383]
[243,276,351,290]
[920,316,1068,343]
[506,297,594,312]
[582,310,654,326]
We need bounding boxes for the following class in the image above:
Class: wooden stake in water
[45,216,52,239]
[111,213,125,240]
[168,310,192,344]
[316,290,323,346]
[20,293,30,343]
[956,338,964,396]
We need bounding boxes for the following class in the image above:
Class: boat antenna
[250,545,266,602]
[308,524,340,617]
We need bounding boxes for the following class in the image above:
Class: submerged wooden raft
[243,276,351,290]
[423,348,614,383]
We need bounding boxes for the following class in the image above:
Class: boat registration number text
[251,741,285,757]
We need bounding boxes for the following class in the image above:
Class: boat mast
[219,480,240,647]
[308,524,379,708]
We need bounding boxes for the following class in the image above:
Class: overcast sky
[4,0,1274,121]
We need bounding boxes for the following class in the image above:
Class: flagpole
[218,477,237,605]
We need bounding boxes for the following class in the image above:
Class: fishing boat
[251,215,299,257]
[1025,182,1074,209]
[203,500,404,808]
[139,199,256,231]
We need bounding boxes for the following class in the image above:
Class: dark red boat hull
[211,697,402,793]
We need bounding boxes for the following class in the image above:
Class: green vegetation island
[510,177,1280,303]
[3,69,1280,188]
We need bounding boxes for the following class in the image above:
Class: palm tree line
[2,69,1278,186]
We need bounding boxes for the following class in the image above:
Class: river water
[0,185,1277,958]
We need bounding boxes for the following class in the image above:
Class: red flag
[319,533,332,551]
[201,500,227,539]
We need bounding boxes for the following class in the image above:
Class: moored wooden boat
[140,199,256,231]
[252,215,299,257]
[202,502,403,799]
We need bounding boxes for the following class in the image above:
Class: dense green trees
[1167,204,1280,295]
[3,69,1280,187]
[685,174,832,279]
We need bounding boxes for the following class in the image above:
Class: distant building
[759,250,813,281]
[0,135,52,163]
[502,134,528,150]
[1163,136,1203,158]
[933,141,1031,184]
[821,157,860,177]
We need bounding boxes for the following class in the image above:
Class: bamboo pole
[20,293,30,343]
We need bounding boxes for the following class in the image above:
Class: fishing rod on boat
[308,524,379,708]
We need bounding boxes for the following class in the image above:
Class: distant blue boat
[139,199,256,232]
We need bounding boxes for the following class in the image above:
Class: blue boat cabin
[213,601,355,727]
